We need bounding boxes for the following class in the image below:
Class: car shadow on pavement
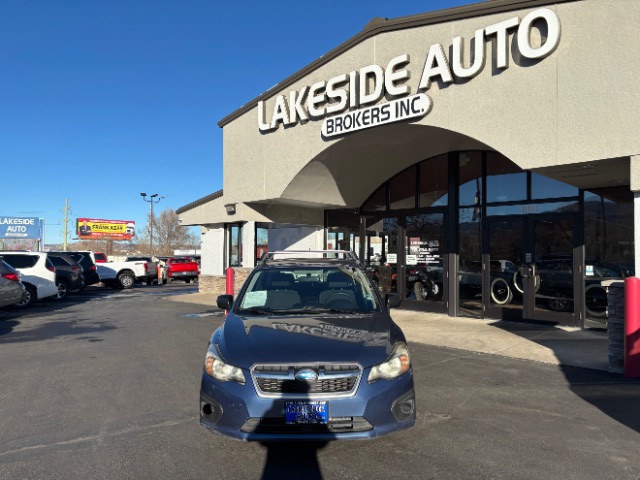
[259,441,328,480]
[256,382,332,479]
[0,318,116,344]
[0,291,118,343]
[487,320,640,435]
[0,319,19,337]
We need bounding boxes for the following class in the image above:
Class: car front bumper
[200,370,415,441]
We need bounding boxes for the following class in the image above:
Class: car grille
[252,364,361,398]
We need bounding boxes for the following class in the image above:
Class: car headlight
[204,350,245,384]
[368,342,411,382]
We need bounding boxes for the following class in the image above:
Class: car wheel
[585,284,607,318]
[56,280,70,300]
[547,291,572,312]
[490,278,513,305]
[513,270,541,294]
[413,281,427,301]
[118,272,135,289]
[185,278,191,283]
[16,284,37,308]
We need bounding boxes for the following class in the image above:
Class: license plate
[285,400,328,425]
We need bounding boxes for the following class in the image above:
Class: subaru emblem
[295,368,318,382]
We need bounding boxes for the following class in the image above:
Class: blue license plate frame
[285,400,328,425]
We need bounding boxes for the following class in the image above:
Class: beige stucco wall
[222,0,640,208]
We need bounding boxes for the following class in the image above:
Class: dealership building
[177,0,638,330]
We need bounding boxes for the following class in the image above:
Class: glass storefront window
[390,167,417,210]
[227,223,242,267]
[584,188,634,268]
[584,187,634,327]
[362,184,387,212]
[256,225,268,263]
[406,214,445,307]
[459,152,483,207]
[486,152,527,203]
[458,207,482,318]
[419,154,448,207]
[486,201,578,217]
[531,173,578,199]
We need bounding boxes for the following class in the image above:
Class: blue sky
[1,0,473,244]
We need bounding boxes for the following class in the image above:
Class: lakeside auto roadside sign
[77,218,136,240]
[0,216,42,238]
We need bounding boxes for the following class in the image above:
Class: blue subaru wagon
[199,251,415,441]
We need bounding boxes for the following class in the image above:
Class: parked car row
[0,250,200,309]
[0,257,27,308]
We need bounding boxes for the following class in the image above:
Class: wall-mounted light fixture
[225,204,236,215]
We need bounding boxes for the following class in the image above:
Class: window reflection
[486,201,578,217]
[532,173,578,199]
[419,154,448,207]
[459,152,483,207]
[486,152,527,203]
[363,184,387,212]
[390,167,417,210]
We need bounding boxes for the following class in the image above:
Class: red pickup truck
[162,257,199,284]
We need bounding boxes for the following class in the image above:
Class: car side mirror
[385,292,402,309]
[217,294,234,310]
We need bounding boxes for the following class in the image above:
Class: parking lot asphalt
[168,293,612,373]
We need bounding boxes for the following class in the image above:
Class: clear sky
[1,0,473,245]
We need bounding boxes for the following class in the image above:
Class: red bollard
[226,267,235,295]
[225,268,235,316]
[624,277,640,378]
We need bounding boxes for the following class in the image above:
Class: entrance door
[405,213,446,312]
[485,215,578,326]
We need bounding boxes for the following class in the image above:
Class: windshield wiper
[241,307,274,315]
[268,307,332,314]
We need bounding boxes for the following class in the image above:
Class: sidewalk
[168,292,611,372]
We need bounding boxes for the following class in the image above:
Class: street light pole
[140,193,166,257]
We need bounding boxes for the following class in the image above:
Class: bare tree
[147,208,197,256]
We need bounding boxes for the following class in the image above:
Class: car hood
[215,312,404,370]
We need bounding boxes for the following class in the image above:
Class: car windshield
[236,266,382,314]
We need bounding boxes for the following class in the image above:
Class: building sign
[77,218,136,240]
[321,94,430,137]
[0,216,42,238]
[258,8,560,137]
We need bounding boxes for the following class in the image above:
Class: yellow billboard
[77,218,136,240]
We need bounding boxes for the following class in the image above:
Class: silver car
[0,258,26,308]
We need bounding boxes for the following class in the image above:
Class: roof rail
[258,250,360,265]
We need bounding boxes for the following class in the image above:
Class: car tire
[118,272,135,289]
[185,278,191,283]
[585,284,607,318]
[490,277,513,305]
[56,280,70,300]
[16,284,37,308]
[513,270,541,294]
[547,291,572,312]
